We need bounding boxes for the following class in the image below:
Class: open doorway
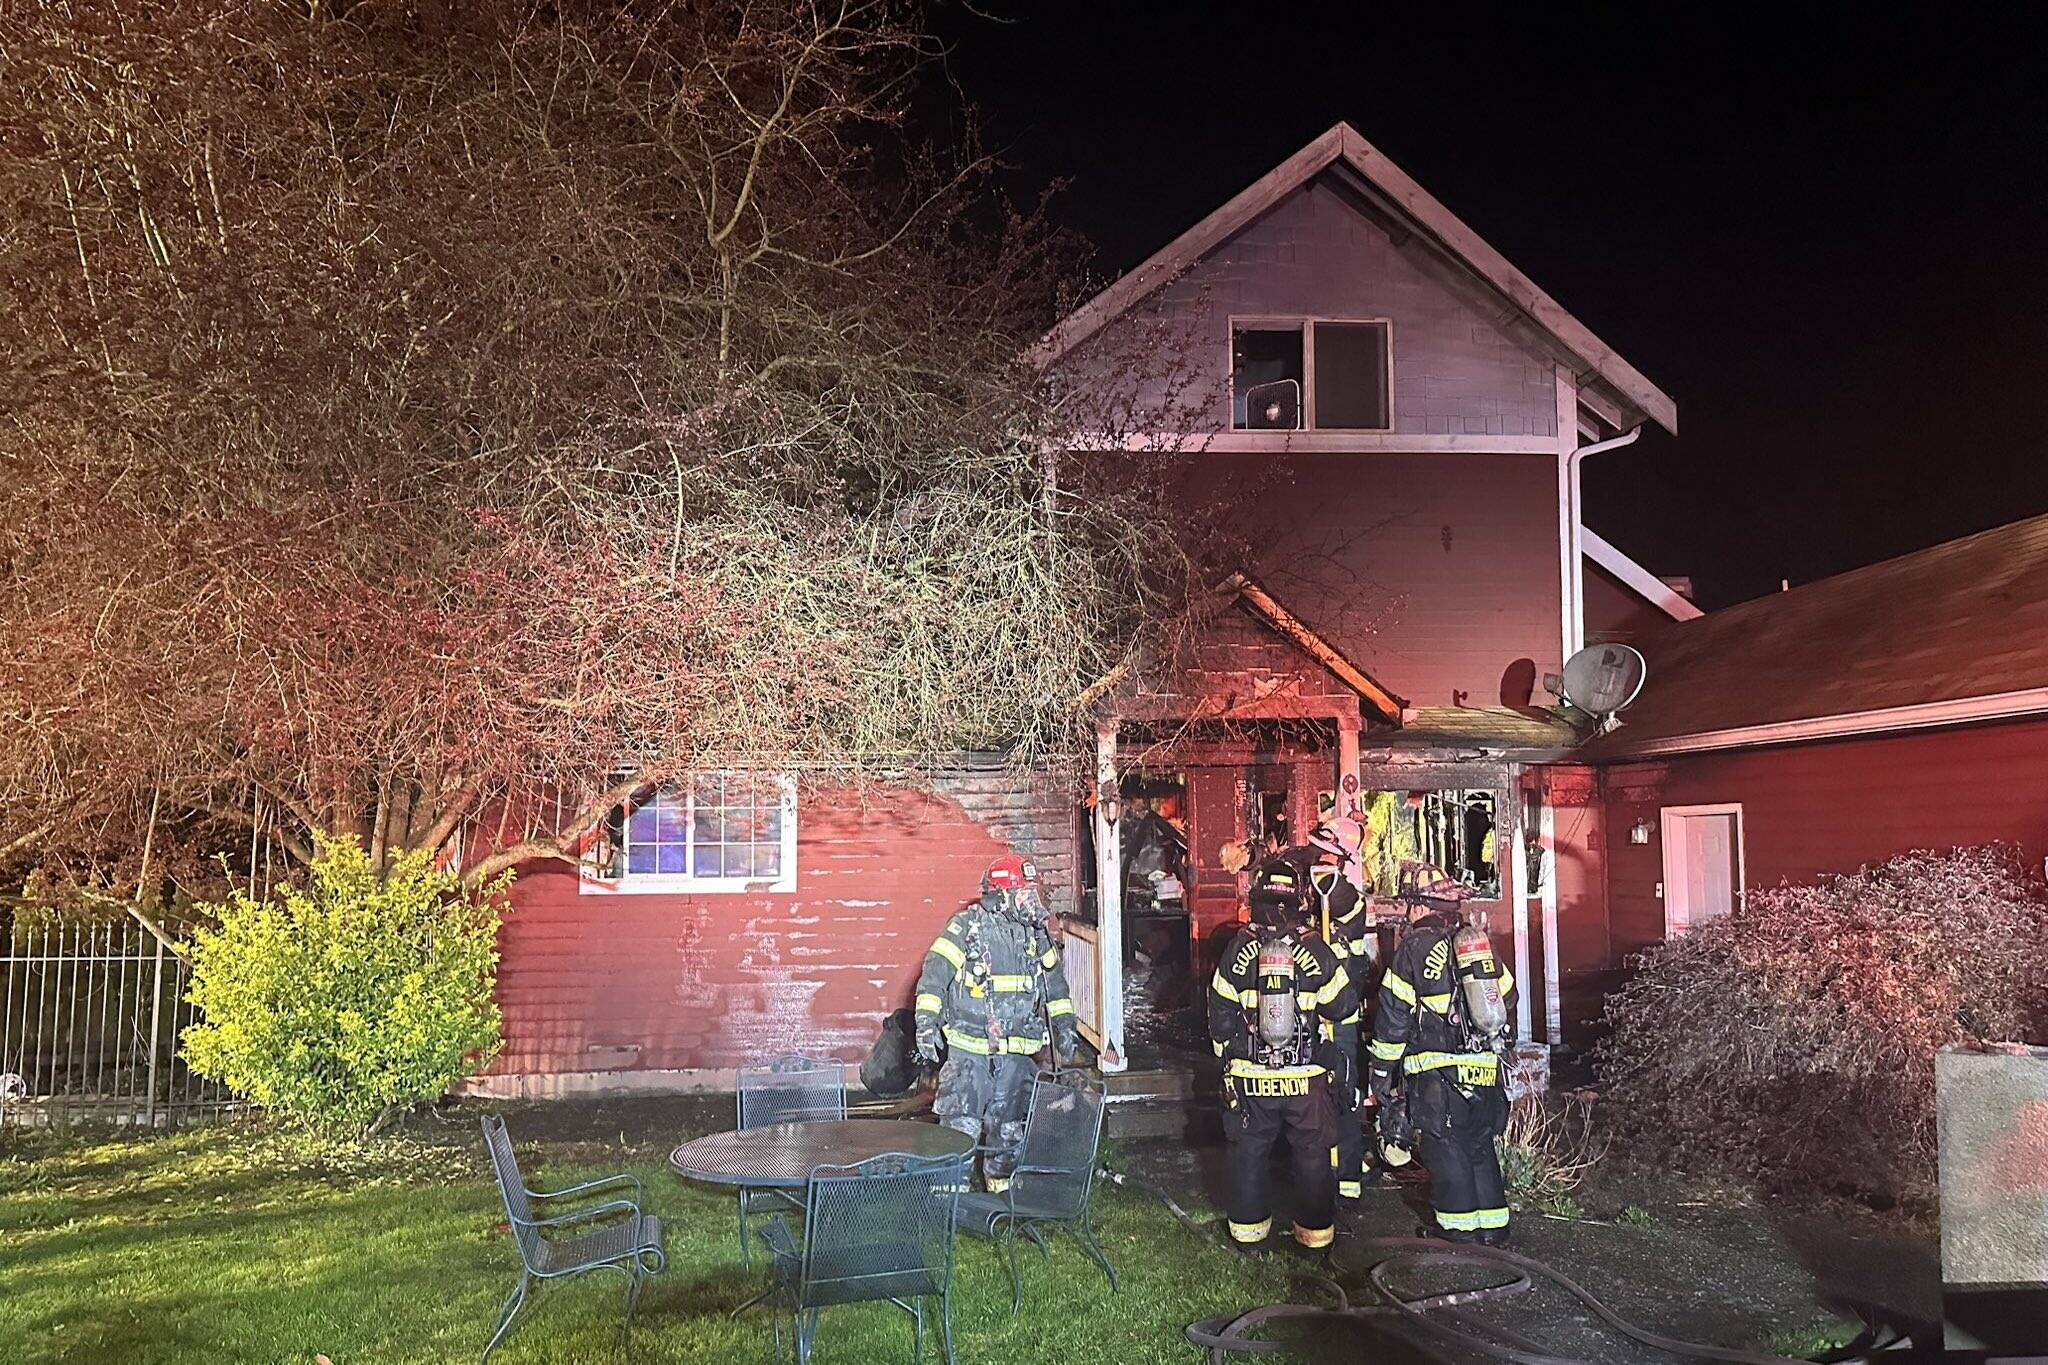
[1118,772,1192,1012]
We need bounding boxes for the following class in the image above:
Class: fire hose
[1099,1168,1895,1365]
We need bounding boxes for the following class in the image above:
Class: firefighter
[1282,820,1371,1200]
[913,853,1079,1192]
[1368,864,1516,1245]
[1208,861,1359,1253]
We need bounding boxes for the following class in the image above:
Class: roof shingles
[1585,513,2048,757]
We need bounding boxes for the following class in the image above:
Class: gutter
[1602,687,2048,759]
[1558,424,1643,668]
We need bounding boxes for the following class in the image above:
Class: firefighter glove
[914,1026,942,1066]
[1368,1061,1400,1110]
[1378,1102,1416,1168]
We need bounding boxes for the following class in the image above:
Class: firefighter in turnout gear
[1369,864,1516,1245]
[1281,820,1371,1199]
[914,853,1079,1192]
[1208,861,1359,1252]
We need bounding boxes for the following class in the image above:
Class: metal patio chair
[736,1054,848,1263]
[481,1115,666,1363]
[755,1150,970,1365]
[954,1070,1117,1315]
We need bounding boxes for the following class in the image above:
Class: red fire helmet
[983,853,1039,892]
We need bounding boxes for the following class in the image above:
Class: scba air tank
[1453,919,1509,1048]
[1256,938,1298,1051]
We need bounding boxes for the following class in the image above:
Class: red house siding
[1541,764,1611,975]
[1582,560,1676,647]
[1600,715,2048,959]
[1171,451,1564,710]
[489,785,1011,1080]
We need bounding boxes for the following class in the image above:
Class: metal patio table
[670,1117,972,1188]
[671,1118,974,1318]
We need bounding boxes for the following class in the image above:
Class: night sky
[931,3,2048,609]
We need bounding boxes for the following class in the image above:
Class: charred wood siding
[492,782,1035,1077]
[1540,764,1611,975]
[1129,601,1360,719]
[1599,716,2048,960]
[930,756,1080,918]
[1537,763,1614,1041]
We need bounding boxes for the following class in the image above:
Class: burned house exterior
[474,123,1689,1094]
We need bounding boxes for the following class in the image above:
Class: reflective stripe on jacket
[913,901,1079,1058]
[1370,912,1514,1084]
[1205,923,1358,1080]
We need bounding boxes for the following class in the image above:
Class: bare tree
[0,0,1192,899]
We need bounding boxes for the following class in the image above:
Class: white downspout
[1092,723,1126,1072]
[1560,424,1644,661]
[1547,418,1641,1054]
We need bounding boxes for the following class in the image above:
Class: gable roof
[1585,512,2048,759]
[1035,122,1677,436]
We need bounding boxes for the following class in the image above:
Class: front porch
[1058,692,1586,1080]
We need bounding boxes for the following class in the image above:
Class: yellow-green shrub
[183,839,504,1135]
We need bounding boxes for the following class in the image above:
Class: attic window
[1231,319,1392,431]
[1232,326,1303,429]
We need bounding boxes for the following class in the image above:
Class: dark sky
[929,3,2048,609]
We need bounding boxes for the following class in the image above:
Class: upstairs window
[1232,325,1303,429]
[1231,319,1391,431]
[585,774,797,894]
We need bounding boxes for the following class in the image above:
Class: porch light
[1629,818,1651,845]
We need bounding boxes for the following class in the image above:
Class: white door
[1660,805,1743,936]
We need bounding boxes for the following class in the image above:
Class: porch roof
[1367,705,1588,763]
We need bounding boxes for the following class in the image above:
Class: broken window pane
[1313,322,1390,430]
[1232,326,1303,429]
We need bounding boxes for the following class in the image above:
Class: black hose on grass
[1185,1239,1861,1365]
[1103,1166,1879,1365]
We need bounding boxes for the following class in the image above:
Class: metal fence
[0,918,234,1130]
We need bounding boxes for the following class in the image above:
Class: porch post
[1537,789,1563,1043]
[1092,722,1126,1072]
[1501,766,1533,1043]
[1336,716,1361,820]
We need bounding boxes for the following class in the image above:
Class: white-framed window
[581,774,797,895]
[1230,317,1393,431]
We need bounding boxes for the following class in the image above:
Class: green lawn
[0,1119,1299,1364]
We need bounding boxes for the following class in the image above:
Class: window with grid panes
[595,774,797,893]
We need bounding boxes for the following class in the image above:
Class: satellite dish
[1559,643,1647,727]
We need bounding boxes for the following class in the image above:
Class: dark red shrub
[1594,846,2048,1204]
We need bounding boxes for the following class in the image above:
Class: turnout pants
[1222,1070,1338,1248]
[1408,1071,1509,1238]
[1332,1046,1364,1199]
[933,1051,1037,1188]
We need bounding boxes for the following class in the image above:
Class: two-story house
[474,123,1685,1097]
